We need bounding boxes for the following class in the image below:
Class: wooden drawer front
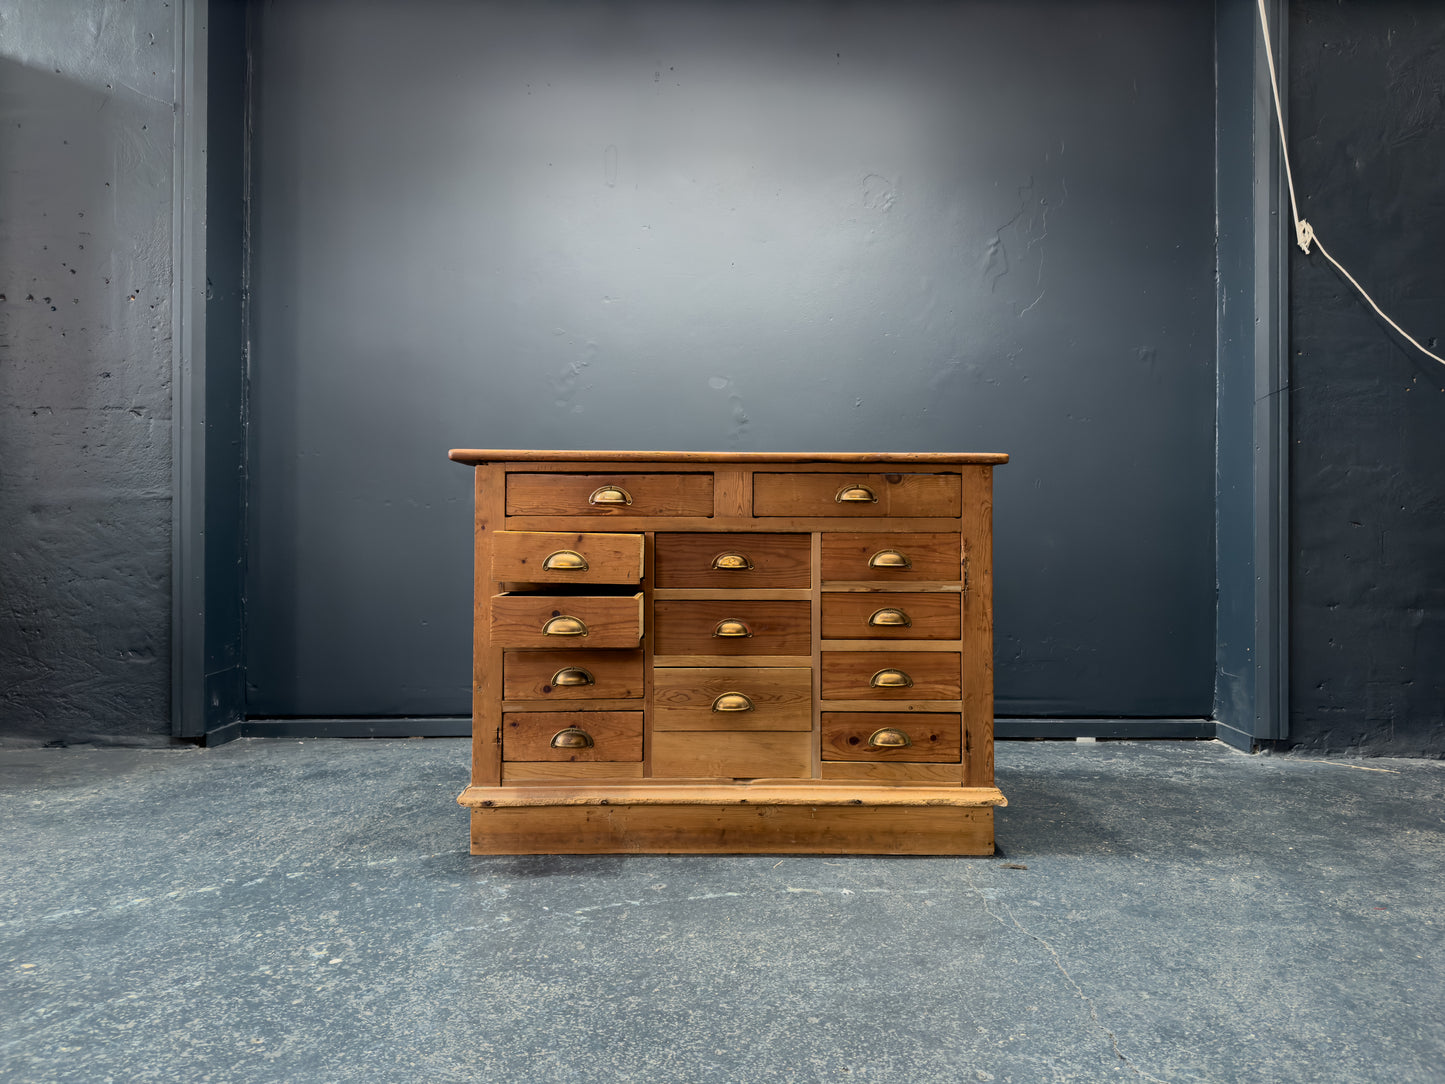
[655,533,811,589]
[653,600,811,657]
[506,473,714,517]
[490,593,642,649]
[492,531,643,584]
[821,533,961,582]
[503,711,642,762]
[651,732,812,779]
[503,650,644,700]
[753,473,960,518]
[821,713,961,762]
[820,593,960,640]
[821,652,961,700]
[653,668,812,731]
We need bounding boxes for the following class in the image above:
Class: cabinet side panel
[473,464,505,786]
[960,466,995,786]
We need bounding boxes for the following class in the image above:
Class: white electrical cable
[1256,0,1445,367]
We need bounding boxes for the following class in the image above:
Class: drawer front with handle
[503,650,644,700]
[653,667,812,730]
[506,473,714,517]
[820,712,962,762]
[490,593,643,648]
[654,533,811,589]
[820,652,962,700]
[653,600,811,657]
[492,531,643,584]
[503,711,643,762]
[820,533,961,582]
[820,593,960,640]
[753,473,961,517]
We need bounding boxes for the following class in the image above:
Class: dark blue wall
[1287,2,1445,755]
[244,0,1220,722]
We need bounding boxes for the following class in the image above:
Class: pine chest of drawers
[448,450,1009,855]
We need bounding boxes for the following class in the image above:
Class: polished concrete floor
[1,738,1442,1083]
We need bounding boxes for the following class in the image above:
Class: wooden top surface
[459,783,1007,808]
[449,449,1009,466]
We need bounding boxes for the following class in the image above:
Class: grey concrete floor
[1,738,1441,1084]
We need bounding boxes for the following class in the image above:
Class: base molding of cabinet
[467,801,996,856]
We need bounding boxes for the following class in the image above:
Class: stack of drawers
[450,451,1008,855]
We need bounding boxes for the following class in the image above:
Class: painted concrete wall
[244,0,1220,721]
[1288,2,1445,755]
[0,0,175,743]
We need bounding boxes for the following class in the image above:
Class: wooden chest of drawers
[448,450,1009,855]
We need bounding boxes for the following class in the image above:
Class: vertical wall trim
[1253,0,1290,742]
[172,0,210,737]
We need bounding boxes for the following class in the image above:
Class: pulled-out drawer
[503,711,643,762]
[820,532,961,582]
[820,712,961,762]
[653,667,812,730]
[506,473,713,517]
[490,593,643,649]
[503,650,645,700]
[820,593,961,640]
[654,533,810,589]
[492,531,643,584]
[821,652,962,700]
[753,473,960,517]
[653,600,811,657]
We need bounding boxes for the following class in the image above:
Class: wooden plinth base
[464,791,999,855]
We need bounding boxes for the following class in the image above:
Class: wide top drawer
[753,473,960,517]
[507,473,714,517]
[492,531,643,584]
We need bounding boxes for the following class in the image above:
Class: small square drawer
[653,600,811,657]
[492,532,643,584]
[820,593,960,640]
[651,731,812,779]
[821,712,961,762]
[653,667,812,730]
[753,473,960,517]
[503,650,644,700]
[503,711,642,762]
[821,533,961,582]
[490,592,643,648]
[655,533,810,589]
[506,473,714,517]
[821,652,962,700]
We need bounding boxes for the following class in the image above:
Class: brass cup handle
[836,484,878,504]
[550,727,595,750]
[711,552,754,571]
[550,666,595,687]
[711,692,755,713]
[542,549,589,572]
[868,549,912,569]
[870,669,914,688]
[541,615,588,637]
[868,727,913,749]
[713,619,753,638]
[588,485,632,506]
[867,608,912,628]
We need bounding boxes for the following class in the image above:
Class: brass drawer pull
[867,608,911,628]
[711,692,755,713]
[836,483,878,504]
[712,552,754,571]
[868,549,911,569]
[541,615,588,637]
[550,666,595,687]
[588,485,632,506]
[868,727,912,749]
[542,549,589,572]
[870,669,914,688]
[713,619,753,638]
[550,727,595,749]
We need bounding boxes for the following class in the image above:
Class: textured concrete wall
[1288,2,1445,755]
[0,1,175,743]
